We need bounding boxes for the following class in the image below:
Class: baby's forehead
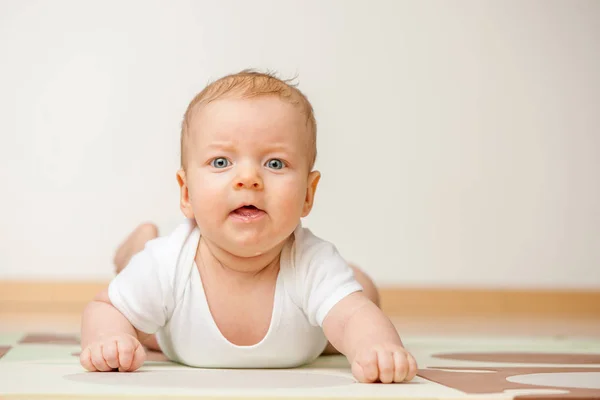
[191,97,309,138]
[184,94,316,169]
[196,95,304,118]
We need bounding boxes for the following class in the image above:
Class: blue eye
[266,158,285,170]
[211,157,230,168]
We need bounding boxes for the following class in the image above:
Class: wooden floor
[2,282,599,338]
[2,311,599,338]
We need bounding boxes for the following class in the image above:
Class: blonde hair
[180,69,317,170]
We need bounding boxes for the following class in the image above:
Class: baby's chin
[219,233,292,259]
[223,241,280,259]
[198,221,296,259]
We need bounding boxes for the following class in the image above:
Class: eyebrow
[205,141,236,151]
[264,143,296,153]
[205,141,296,154]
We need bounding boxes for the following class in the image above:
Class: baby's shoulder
[287,225,342,269]
[142,218,198,268]
[282,225,359,324]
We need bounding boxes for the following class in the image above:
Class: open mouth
[230,205,266,221]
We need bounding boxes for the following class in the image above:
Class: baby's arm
[80,288,149,372]
[322,292,417,383]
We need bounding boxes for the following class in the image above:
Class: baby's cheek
[270,183,306,216]
[190,185,223,217]
[190,174,226,202]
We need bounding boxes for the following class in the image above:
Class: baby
[80,70,418,384]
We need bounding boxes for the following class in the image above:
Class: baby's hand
[351,344,417,383]
[80,333,146,372]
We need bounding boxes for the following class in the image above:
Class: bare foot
[113,223,159,274]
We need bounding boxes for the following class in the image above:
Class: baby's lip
[229,204,267,222]
[232,203,264,212]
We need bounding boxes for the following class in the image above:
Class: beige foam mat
[1,332,599,399]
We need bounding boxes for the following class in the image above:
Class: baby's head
[177,70,321,258]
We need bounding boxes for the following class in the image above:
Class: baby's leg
[113,223,161,351]
[321,264,380,355]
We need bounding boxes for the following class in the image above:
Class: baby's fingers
[90,345,112,372]
[79,347,96,372]
[352,351,379,383]
[377,351,395,384]
[122,341,146,372]
[116,338,135,371]
[405,352,418,381]
[393,351,409,382]
[102,340,119,369]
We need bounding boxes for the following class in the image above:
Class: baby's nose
[233,166,264,190]
[235,179,262,189]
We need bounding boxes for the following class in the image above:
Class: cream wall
[1,0,599,288]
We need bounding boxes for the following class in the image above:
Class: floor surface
[1,312,599,399]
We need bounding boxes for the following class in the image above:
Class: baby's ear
[176,169,195,219]
[302,171,321,217]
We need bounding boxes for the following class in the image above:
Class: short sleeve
[108,238,174,334]
[296,242,363,327]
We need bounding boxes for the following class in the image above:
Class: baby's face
[179,96,319,257]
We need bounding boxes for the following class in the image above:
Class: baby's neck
[196,237,286,285]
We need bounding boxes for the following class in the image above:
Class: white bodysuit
[108,219,363,368]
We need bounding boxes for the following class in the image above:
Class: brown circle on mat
[432,353,600,364]
[418,366,600,398]
[0,346,12,359]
